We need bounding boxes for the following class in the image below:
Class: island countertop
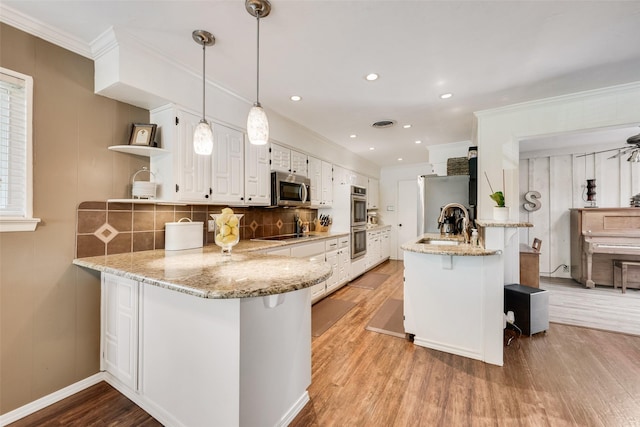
[401,233,500,256]
[73,245,332,299]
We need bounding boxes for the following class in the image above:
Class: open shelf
[108,145,168,157]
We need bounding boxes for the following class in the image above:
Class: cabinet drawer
[338,236,350,248]
[325,239,339,252]
[291,241,325,258]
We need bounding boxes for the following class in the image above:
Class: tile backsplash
[75,201,319,258]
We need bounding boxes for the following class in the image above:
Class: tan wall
[0,23,149,414]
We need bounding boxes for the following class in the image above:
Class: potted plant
[485,172,509,220]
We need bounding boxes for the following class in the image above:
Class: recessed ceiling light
[369,147,375,151]
[397,157,403,161]
[365,73,379,81]
[350,134,357,138]
[440,93,453,99]
[415,140,422,144]
[290,95,301,101]
[403,124,412,129]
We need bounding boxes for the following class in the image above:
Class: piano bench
[613,261,640,294]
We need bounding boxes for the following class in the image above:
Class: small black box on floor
[504,284,549,336]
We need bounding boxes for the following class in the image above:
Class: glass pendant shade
[193,119,214,155]
[247,104,269,145]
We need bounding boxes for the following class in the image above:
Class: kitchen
[2,1,640,426]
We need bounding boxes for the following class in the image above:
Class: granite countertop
[401,233,499,256]
[475,220,533,228]
[74,241,334,299]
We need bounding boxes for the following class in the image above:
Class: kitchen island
[74,246,332,427]
[401,234,503,365]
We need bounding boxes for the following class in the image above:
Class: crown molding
[474,81,640,119]
[0,4,93,59]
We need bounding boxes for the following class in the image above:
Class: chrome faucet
[437,203,471,243]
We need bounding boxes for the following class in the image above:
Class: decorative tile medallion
[276,219,283,230]
[249,220,259,232]
[94,223,119,244]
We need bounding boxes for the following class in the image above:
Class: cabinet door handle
[205,194,209,199]
[248,197,252,201]
[240,197,244,201]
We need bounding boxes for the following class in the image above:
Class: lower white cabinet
[102,273,139,391]
[101,271,313,426]
[381,229,391,259]
[263,235,351,303]
[363,227,391,271]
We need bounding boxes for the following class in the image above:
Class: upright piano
[570,208,640,289]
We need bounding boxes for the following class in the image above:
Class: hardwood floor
[7,260,640,426]
[7,381,161,426]
[291,260,640,426]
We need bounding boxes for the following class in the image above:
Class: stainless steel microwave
[271,171,311,207]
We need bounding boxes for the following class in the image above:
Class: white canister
[165,218,204,251]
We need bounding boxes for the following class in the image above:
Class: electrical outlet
[208,220,216,232]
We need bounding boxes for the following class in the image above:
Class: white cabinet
[381,229,391,259]
[244,141,271,205]
[308,156,333,208]
[367,178,379,209]
[325,249,339,293]
[270,142,307,176]
[365,230,382,269]
[308,156,322,207]
[289,240,327,303]
[291,150,308,176]
[336,235,350,289]
[102,273,139,391]
[321,161,333,207]
[152,105,211,202]
[270,143,291,173]
[210,123,244,204]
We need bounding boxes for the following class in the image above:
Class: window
[0,67,39,232]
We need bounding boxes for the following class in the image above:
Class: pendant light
[192,30,215,155]
[245,0,271,146]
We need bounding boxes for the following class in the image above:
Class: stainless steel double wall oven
[350,185,367,259]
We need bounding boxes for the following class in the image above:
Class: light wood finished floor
[7,261,640,426]
[540,276,640,336]
[291,260,640,426]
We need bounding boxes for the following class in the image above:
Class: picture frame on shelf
[129,123,157,146]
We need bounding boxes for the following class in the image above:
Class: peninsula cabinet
[102,273,139,391]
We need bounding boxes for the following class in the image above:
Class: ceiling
[3,1,640,166]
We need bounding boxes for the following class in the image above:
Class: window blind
[0,71,28,217]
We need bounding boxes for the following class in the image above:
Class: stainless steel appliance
[271,171,310,207]
[418,175,470,235]
[350,185,367,258]
[350,185,367,226]
[351,226,367,259]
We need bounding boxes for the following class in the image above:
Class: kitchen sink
[416,238,460,246]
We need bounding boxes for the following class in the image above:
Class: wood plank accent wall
[519,150,640,278]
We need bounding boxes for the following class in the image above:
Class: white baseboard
[278,391,310,427]
[0,372,105,426]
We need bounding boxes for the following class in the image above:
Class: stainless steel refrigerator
[417,175,470,235]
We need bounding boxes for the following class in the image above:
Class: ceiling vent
[371,120,396,129]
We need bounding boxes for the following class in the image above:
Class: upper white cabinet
[291,150,308,176]
[367,178,379,209]
[210,123,244,204]
[151,105,211,202]
[270,142,307,176]
[244,140,271,205]
[308,156,333,208]
[321,161,333,207]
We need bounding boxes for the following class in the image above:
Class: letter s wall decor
[523,191,542,212]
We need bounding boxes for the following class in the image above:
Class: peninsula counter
[74,247,331,427]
